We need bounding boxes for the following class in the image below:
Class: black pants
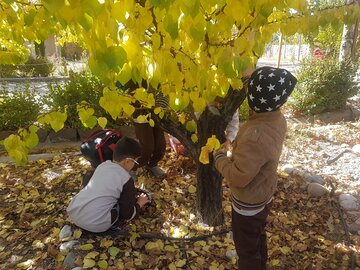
[232,202,272,270]
[134,123,166,168]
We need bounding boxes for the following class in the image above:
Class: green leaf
[117,63,132,85]
[164,14,178,40]
[80,244,94,251]
[83,258,96,268]
[24,132,39,149]
[84,116,97,128]
[185,120,197,132]
[108,246,120,257]
[103,46,127,72]
[79,12,94,32]
[43,0,65,13]
[24,10,36,26]
[97,260,108,269]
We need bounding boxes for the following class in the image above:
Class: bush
[288,57,359,115]
[0,57,53,78]
[0,85,42,131]
[21,57,54,77]
[43,71,116,129]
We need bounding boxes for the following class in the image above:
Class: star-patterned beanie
[247,66,297,113]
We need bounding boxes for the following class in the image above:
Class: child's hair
[113,136,141,162]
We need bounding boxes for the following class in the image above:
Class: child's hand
[137,194,150,208]
[222,139,231,150]
[213,147,227,161]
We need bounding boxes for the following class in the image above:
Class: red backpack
[80,129,121,167]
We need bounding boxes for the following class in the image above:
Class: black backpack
[80,129,121,168]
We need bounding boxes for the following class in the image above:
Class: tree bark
[196,159,224,225]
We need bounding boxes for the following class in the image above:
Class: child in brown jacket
[214,66,297,270]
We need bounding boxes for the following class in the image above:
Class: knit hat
[247,66,297,113]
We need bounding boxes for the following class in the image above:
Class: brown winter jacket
[215,110,287,204]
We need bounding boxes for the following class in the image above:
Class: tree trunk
[155,87,247,226]
[196,159,224,225]
[339,0,359,62]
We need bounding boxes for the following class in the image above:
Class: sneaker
[148,166,166,178]
[129,170,138,181]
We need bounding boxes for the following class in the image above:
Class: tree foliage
[1,0,359,165]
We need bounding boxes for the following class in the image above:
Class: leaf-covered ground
[1,119,360,270]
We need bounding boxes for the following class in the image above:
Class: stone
[339,194,357,202]
[296,170,311,179]
[282,164,295,174]
[63,252,76,270]
[59,225,72,240]
[307,183,329,197]
[71,268,82,270]
[300,184,308,192]
[60,240,79,254]
[305,175,325,185]
[352,144,360,154]
[340,199,359,210]
[348,223,360,234]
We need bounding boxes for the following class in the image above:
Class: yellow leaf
[84,251,99,259]
[100,239,113,248]
[73,229,82,239]
[52,227,60,236]
[199,145,210,164]
[98,117,107,129]
[271,259,281,266]
[175,259,186,267]
[98,260,108,269]
[83,258,96,268]
[16,260,33,269]
[129,232,139,243]
[30,219,41,227]
[100,253,108,260]
[188,185,196,194]
[154,107,162,115]
[149,119,155,127]
[191,133,198,143]
[37,159,47,165]
[56,253,65,262]
[279,246,291,255]
[168,262,177,270]
[80,244,94,250]
[164,245,176,252]
[145,240,164,251]
[178,113,186,124]
[206,135,221,151]
[194,240,207,247]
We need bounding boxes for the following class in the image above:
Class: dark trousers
[232,202,272,270]
[134,123,166,168]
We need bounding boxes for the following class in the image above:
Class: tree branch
[220,80,248,128]
[153,114,197,158]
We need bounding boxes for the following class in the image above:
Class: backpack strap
[82,128,104,143]
[96,130,121,163]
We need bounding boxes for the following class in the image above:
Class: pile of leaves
[0,144,358,269]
